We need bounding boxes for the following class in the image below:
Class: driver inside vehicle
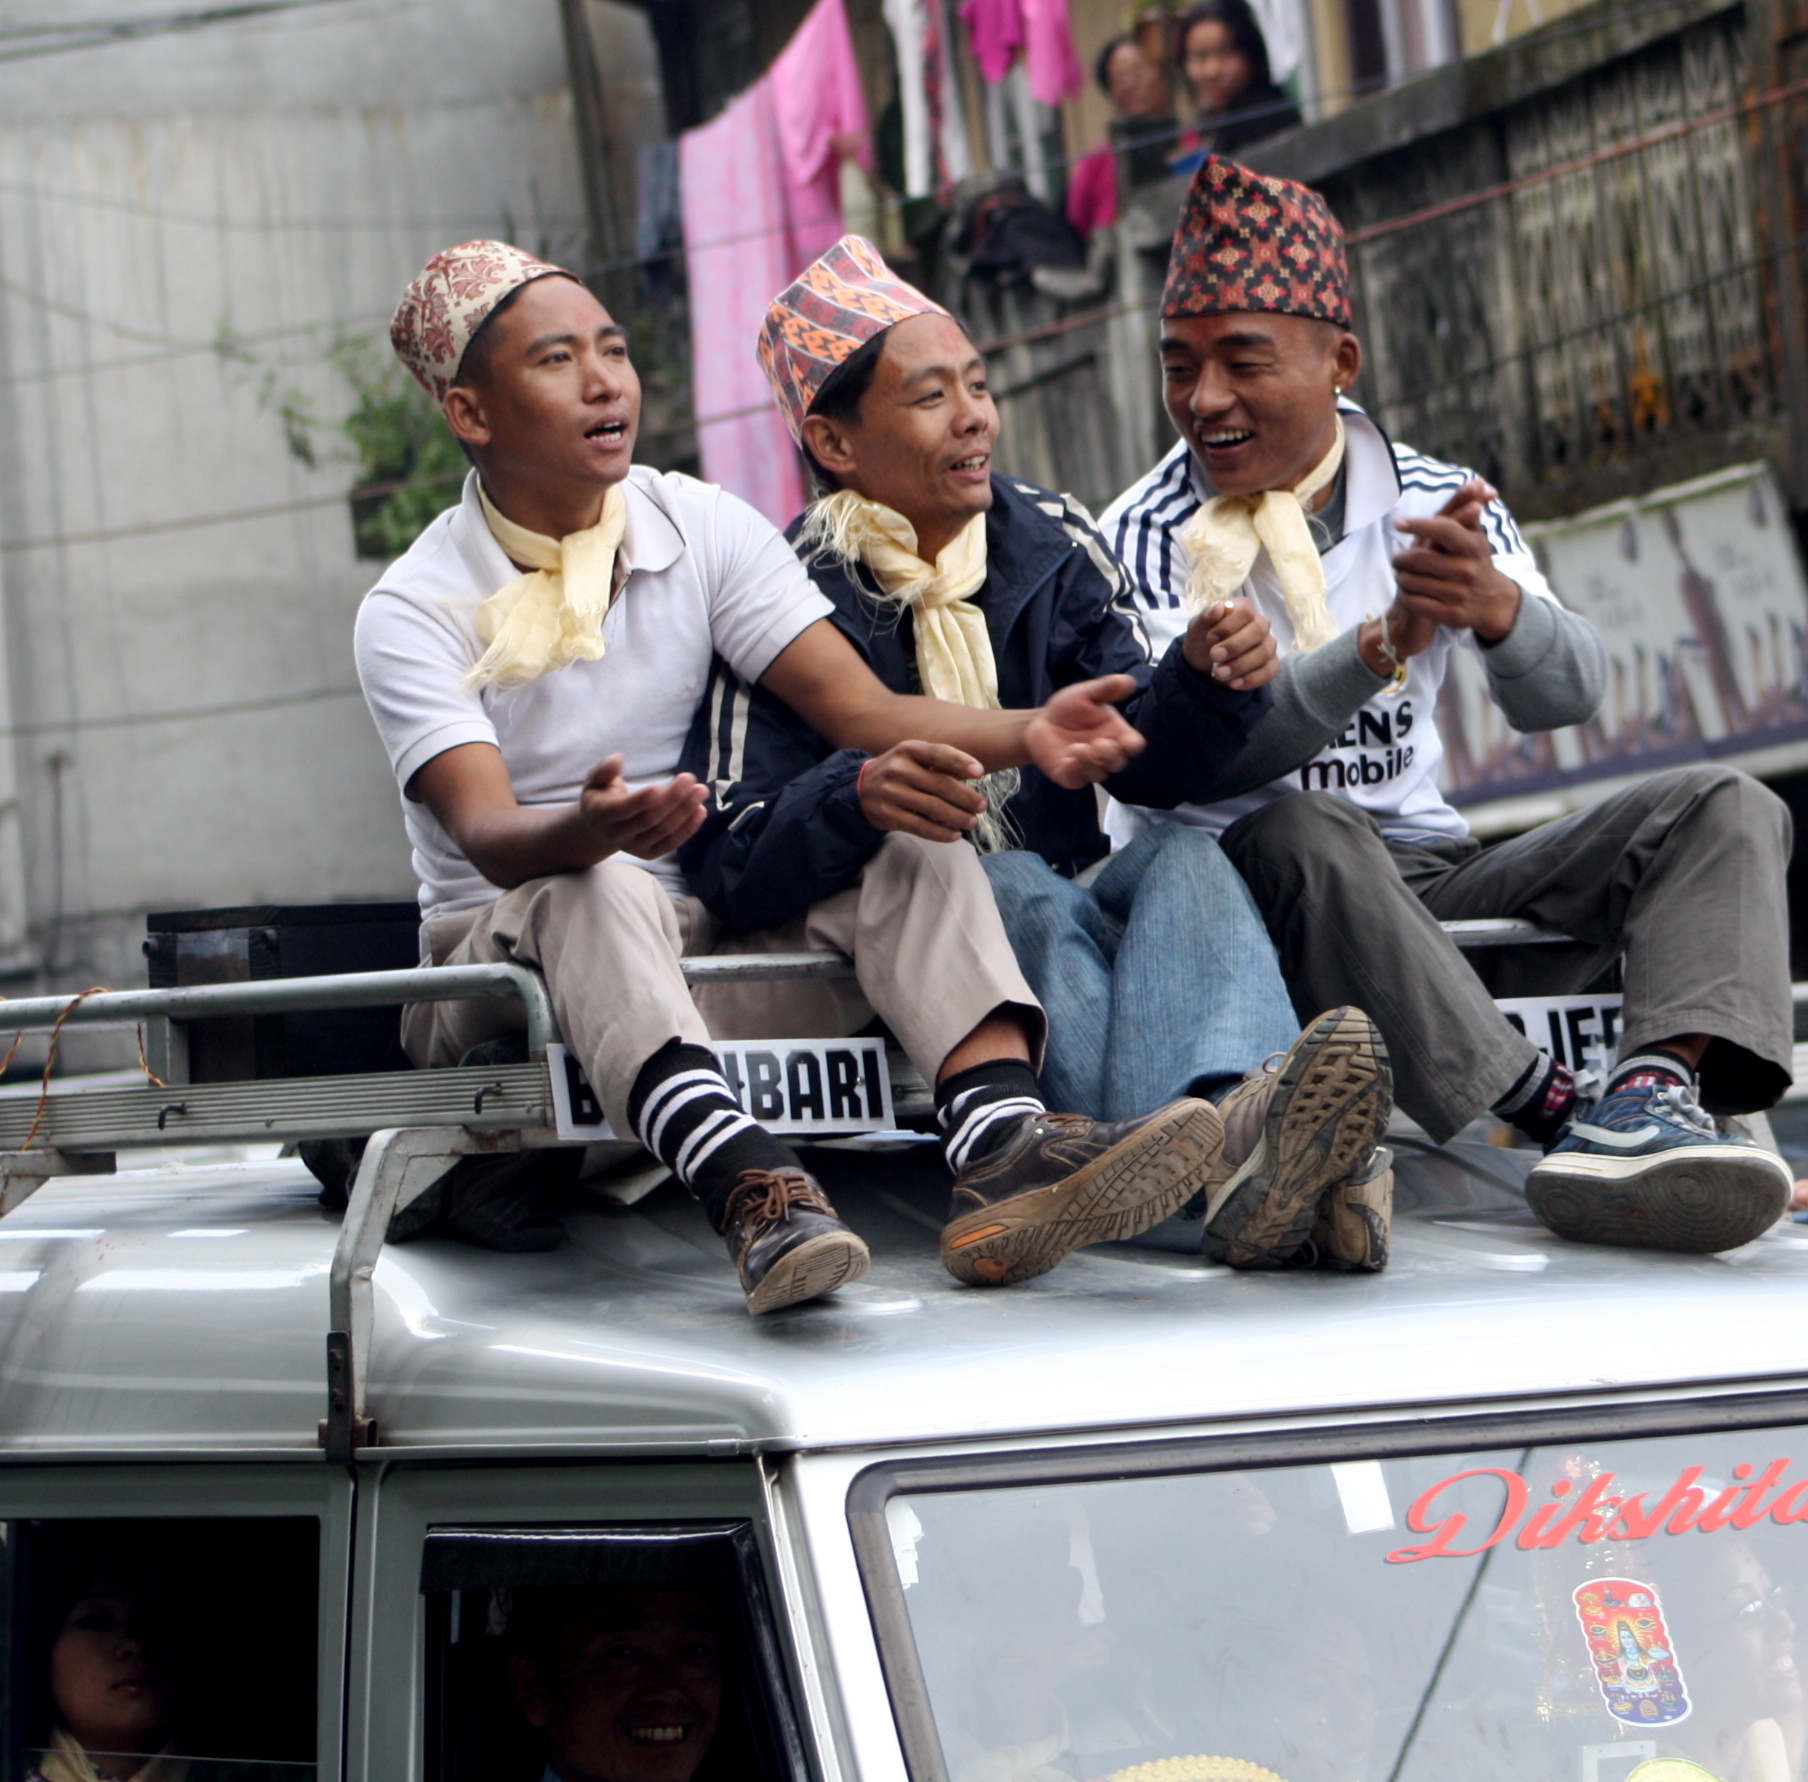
[26,1551,187,1782]
[508,1585,724,1782]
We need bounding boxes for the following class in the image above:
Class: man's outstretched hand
[1024,675,1146,789]
[1182,598,1279,688]
[578,754,709,859]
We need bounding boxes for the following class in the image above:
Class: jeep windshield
[867,1425,1808,1782]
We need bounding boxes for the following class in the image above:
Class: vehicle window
[869,1429,1808,1782]
[10,1516,318,1781]
[420,1522,803,1782]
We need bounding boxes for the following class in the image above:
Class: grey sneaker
[1306,1144,1393,1272]
[1200,1007,1393,1268]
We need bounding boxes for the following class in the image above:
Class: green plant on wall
[331,336,467,559]
[216,320,466,560]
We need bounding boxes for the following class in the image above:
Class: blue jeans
[982,824,1298,1120]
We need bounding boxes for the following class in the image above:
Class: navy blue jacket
[678,476,1271,933]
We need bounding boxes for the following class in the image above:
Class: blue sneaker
[1527,1076,1792,1253]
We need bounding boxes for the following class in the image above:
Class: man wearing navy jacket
[681,237,1395,1273]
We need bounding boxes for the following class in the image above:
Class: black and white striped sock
[628,1040,802,1229]
[936,1059,1047,1175]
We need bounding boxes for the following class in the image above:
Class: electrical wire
[0,0,362,64]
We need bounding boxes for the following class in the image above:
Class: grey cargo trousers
[1220,764,1793,1142]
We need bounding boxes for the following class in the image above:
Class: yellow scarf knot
[1179,416,1346,652]
[464,482,629,693]
[799,491,1018,851]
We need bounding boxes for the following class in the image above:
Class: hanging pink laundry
[1022,0,1084,106]
[1066,144,1117,236]
[959,0,1024,84]
[679,0,870,526]
[772,0,872,261]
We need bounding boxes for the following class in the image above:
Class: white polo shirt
[355,468,833,916]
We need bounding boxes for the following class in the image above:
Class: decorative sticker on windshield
[1573,1578,1692,1728]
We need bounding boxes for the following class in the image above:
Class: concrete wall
[0,0,587,1051]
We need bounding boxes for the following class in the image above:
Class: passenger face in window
[48,1580,177,1779]
[509,1586,723,1782]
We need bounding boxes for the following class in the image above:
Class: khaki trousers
[402,832,1045,1135]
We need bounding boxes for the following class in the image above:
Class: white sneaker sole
[1527,1143,1793,1253]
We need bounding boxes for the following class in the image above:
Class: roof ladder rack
[0,927,1582,1460]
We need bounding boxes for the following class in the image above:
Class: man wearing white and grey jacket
[1103,154,1795,1257]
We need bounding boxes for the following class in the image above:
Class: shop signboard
[1436,463,1808,810]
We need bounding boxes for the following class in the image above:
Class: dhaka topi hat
[391,239,578,406]
[1162,156,1351,328]
[759,235,950,443]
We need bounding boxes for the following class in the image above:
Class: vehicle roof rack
[0,920,1582,1462]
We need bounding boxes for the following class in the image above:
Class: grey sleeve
[1476,593,1606,732]
[1199,628,1389,803]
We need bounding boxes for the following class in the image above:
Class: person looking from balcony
[1066,35,1179,240]
[356,240,1232,1313]
[1102,154,1796,1256]
[1174,0,1301,165]
[680,233,1397,1277]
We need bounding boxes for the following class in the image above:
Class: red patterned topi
[1162,156,1351,328]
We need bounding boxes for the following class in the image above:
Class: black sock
[1493,1051,1578,1148]
[936,1059,1047,1174]
[628,1040,802,1230]
[1605,1047,1695,1096]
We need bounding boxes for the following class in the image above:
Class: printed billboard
[1437,463,1808,808]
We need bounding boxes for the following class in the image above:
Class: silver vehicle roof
[1,1140,1804,1462]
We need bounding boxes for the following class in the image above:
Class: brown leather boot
[721,1169,870,1314]
[940,1098,1223,1286]
[1199,1007,1392,1269]
[1307,1144,1394,1272]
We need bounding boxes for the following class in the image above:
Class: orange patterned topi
[758,235,949,443]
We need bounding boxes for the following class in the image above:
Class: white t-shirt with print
[1099,404,1561,845]
[355,467,833,915]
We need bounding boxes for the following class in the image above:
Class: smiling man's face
[1160,311,1361,498]
[513,1587,724,1782]
[444,274,641,499]
[804,312,997,556]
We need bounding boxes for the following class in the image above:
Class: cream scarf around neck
[36,1728,188,1782]
[801,492,996,704]
[799,491,1018,850]
[464,482,629,692]
[1179,414,1346,652]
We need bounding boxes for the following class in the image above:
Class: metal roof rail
[0,927,1580,1461]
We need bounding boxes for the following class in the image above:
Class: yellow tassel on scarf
[1178,416,1346,652]
[799,491,1018,851]
[36,1728,188,1782]
[464,483,628,693]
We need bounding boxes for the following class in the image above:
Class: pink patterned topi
[391,239,576,405]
